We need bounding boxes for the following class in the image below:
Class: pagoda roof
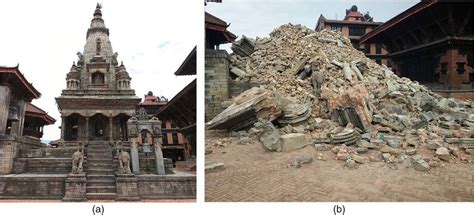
[175,46,196,76]
[205,12,237,43]
[0,65,41,100]
[25,102,56,125]
[360,0,437,44]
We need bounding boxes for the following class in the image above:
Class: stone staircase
[85,141,116,200]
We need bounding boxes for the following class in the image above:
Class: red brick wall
[436,48,473,88]
[435,91,474,101]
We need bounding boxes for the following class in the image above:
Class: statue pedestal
[115,174,140,201]
[62,173,87,202]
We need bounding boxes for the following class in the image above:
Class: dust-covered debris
[206,23,474,171]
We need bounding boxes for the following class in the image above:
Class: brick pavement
[205,133,474,202]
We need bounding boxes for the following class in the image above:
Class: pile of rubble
[207,23,474,171]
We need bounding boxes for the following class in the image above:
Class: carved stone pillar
[85,117,89,141]
[154,139,166,175]
[61,116,67,140]
[109,117,113,141]
[0,86,12,135]
[130,140,140,175]
[9,121,20,136]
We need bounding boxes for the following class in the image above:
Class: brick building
[360,1,473,100]
[205,12,236,121]
[0,65,55,140]
[23,103,55,139]
[315,5,389,66]
[156,46,196,163]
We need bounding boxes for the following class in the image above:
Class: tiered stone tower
[56,4,140,142]
[56,4,141,200]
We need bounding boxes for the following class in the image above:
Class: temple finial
[94,3,102,17]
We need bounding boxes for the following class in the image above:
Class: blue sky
[206,0,418,49]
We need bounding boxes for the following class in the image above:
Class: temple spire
[87,3,108,39]
[94,3,102,17]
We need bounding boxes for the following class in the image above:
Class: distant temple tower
[56,4,141,141]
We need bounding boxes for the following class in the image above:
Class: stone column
[85,117,89,141]
[61,116,67,140]
[0,86,12,135]
[9,121,20,136]
[109,117,113,141]
[17,99,26,136]
[154,140,166,175]
[130,140,140,175]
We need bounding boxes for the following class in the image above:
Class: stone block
[62,174,87,202]
[115,174,140,201]
[205,162,224,172]
[280,133,309,152]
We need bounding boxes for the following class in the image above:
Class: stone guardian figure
[71,149,84,174]
[118,149,132,174]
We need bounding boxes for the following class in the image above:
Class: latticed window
[172,133,179,144]
[376,44,382,54]
[457,62,465,74]
[440,63,448,74]
[330,24,343,32]
[349,26,365,36]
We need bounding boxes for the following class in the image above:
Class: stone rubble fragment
[288,155,313,168]
[411,155,430,171]
[205,162,225,172]
[435,147,450,162]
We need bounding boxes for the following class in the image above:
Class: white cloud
[0,0,200,141]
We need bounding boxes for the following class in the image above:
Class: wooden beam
[427,7,448,37]
[447,4,456,36]
[457,7,472,35]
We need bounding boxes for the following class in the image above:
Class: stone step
[87,158,113,162]
[87,163,114,168]
[87,149,113,152]
[87,167,114,172]
[87,147,112,150]
[87,180,116,187]
[87,149,112,152]
[86,192,116,200]
[86,185,116,193]
[87,155,113,159]
[87,150,112,153]
[87,171,115,176]
[87,174,115,181]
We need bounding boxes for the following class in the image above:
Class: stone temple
[0,4,195,201]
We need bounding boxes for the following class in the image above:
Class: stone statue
[112,52,119,65]
[76,52,84,65]
[96,39,101,55]
[118,149,131,174]
[138,107,148,120]
[141,131,152,153]
[71,149,84,174]
[152,125,161,136]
